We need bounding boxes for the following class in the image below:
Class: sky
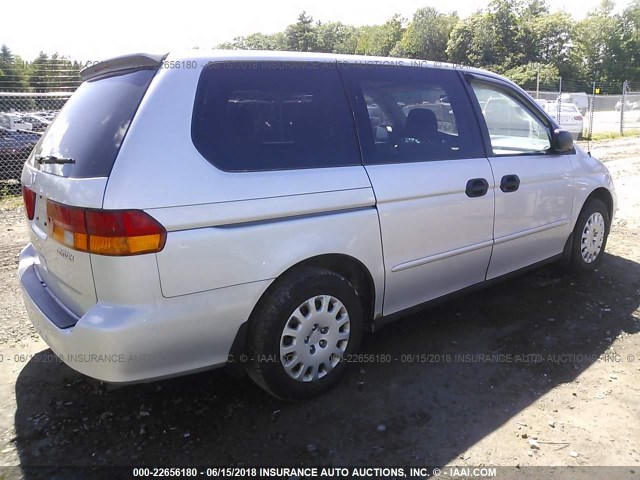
[1,0,631,62]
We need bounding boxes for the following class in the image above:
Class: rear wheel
[246,267,364,401]
[570,199,610,272]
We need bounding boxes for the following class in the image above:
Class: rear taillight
[46,200,166,256]
[574,116,582,121]
[22,186,36,220]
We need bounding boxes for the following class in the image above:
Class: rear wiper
[35,155,75,165]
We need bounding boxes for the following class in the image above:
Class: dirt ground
[0,138,639,479]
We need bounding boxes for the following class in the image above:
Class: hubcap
[581,212,605,263]
[279,295,350,382]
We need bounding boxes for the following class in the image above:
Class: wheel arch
[260,253,376,331]
[228,253,377,364]
[581,187,614,227]
[294,254,376,324]
[562,186,613,266]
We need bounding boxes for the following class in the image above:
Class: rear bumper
[562,124,583,137]
[18,243,270,383]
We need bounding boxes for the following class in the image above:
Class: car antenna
[587,99,592,156]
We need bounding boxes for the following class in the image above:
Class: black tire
[245,266,364,401]
[569,198,610,273]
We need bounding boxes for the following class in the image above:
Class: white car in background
[0,113,33,132]
[19,114,51,133]
[534,99,549,109]
[557,93,589,115]
[545,102,584,140]
[615,100,639,111]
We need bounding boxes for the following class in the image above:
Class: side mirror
[551,128,574,153]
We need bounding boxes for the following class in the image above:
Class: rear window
[31,68,156,178]
[191,61,360,172]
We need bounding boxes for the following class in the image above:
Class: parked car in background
[557,93,589,115]
[545,102,584,140]
[0,127,40,180]
[19,51,616,400]
[534,99,549,109]
[482,97,537,138]
[37,112,57,121]
[615,100,639,111]
[19,115,51,133]
[0,113,33,131]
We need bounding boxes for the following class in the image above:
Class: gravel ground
[0,138,639,479]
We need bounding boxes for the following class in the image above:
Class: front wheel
[245,267,364,401]
[569,199,610,272]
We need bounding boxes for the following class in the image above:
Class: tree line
[0,45,83,92]
[217,0,640,92]
[1,0,638,94]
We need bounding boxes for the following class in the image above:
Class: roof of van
[80,50,503,82]
[178,49,500,78]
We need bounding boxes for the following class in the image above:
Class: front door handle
[500,174,520,193]
[465,178,489,198]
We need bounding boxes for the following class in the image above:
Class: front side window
[470,81,551,155]
[192,62,359,172]
[339,65,484,164]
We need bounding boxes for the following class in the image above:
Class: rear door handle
[500,174,520,193]
[465,178,489,198]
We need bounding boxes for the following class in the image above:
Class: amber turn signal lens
[46,200,166,256]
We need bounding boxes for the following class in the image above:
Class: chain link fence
[1,67,640,199]
[0,92,71,196]
[524,78,640,141]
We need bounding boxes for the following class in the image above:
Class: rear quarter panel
[153,205,383,303]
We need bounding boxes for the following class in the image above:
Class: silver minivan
[19,51,616,400]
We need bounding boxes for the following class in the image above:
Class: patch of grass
[586,130,640,141]
[0,194,22,210]
[0,179,22,201]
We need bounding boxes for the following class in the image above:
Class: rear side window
[339,65,485,164]
[32,68,156,178]
[191,62,360,172]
